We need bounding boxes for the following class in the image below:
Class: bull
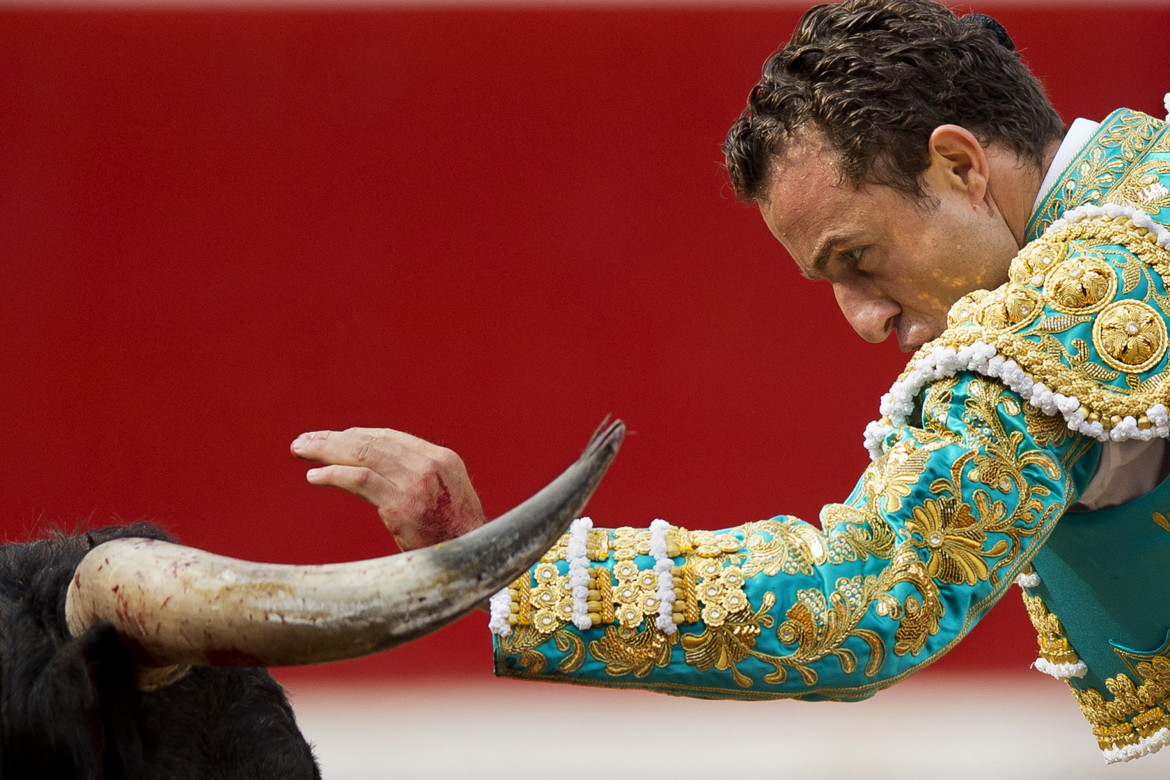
[1,421,624,778]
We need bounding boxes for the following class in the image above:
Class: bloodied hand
[291,427,486,551]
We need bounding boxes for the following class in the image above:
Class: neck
[992,136,1064,248]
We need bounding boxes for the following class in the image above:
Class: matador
[292,0,1170,764]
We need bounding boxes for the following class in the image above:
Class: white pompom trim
[649,518,678,635]
[1032,657,1088,680]
[1104,728,1170,764]
[488,587,513,637]
[566,516,594,630]
[1015,570,1042,588]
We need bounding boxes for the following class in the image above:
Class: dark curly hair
[723,0,1066,201]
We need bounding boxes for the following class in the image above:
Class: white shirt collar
[1031,117,1100,212]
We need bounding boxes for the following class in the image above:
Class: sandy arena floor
[285,672,1169,779]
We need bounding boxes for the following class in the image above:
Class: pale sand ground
[284,672,1170,779]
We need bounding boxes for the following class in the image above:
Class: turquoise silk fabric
[493,109,1170,760]
[494,377,1098,700]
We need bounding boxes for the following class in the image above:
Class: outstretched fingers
[290,427,486,551]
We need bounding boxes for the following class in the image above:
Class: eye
[846,247,867,271]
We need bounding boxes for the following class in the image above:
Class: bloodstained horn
[65,420,624,682]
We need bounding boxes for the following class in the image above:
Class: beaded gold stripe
[504,525,744,634]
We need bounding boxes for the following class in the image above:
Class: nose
[832,281,899,344]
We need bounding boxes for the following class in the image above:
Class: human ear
[925,124,990,207]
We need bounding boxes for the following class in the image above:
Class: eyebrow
[800,239,837,281]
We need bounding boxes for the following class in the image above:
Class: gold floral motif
[1043,253,1118,314]
[696,565,748,627]
[590,624,676,678]
[1022,400,1073,449]
[613,559,656,629]
[944,384,1059,586]
[736,518,828,577]
[680,594,775,688]
[680,539,942,691]
[905,495,1000,586]
[611,527,639,560]
[605,526,686,560]
[883,546,943,657]
[684,529,743,558]
[770,578,888,686]
[496,624,587,676]
[1093,300,1168,373]
[946,290,986,329]
[920,377,960,433]
[819,503,896,563]
[1009,237,1070,288]
[966,285,1045,331]
[865,438,932,514]
[528,563,573,630]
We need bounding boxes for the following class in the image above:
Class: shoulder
[868,205,1170,459]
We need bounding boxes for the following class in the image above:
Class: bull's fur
[0,523,319,779]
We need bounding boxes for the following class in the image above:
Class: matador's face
[756,126,1020,353]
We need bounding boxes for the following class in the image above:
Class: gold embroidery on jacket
[591,624,677,678]
[680,593,776,688]
[1022,592,1082,668]
[1074,643,1170,755]
[1116,159,1170,213]
[496,624,587,676]
[1044,253,1117,314]
[1029,111,1166,235]
[503,378,1061,693]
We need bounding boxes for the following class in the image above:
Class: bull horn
[65,420,624,686]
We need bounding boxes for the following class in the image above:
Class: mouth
[896,320,930,353]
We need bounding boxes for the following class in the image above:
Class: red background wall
[2,2,1168,682]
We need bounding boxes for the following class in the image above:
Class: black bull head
[2,421,623,778]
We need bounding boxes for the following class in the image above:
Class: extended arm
[489,373,1099,699]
